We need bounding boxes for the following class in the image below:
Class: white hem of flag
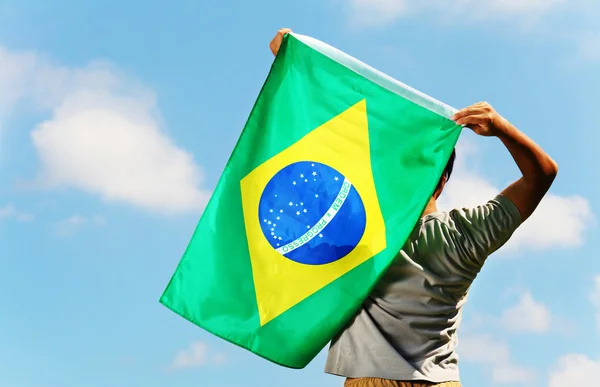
[290,33,458,119]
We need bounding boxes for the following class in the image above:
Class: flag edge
[290,32,457,119]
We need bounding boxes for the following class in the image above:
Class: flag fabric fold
[160,32,462,369]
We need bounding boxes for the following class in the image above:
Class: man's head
[433,149,456,199]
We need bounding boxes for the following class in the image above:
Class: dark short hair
[435,148,456,192]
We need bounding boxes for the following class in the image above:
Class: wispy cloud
[459,334,536,384]
[500,292,551,334]
[168,341,226,371]
[0,44,210,214]
[465,288,574,337]
[53,214,105,236]
[548,354,600,386]
[0,204,34,222]
[345,0,600,65]
[589,276,600,332]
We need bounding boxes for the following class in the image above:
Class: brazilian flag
[160,32,462,368]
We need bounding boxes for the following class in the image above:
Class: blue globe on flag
[258,161,367,265]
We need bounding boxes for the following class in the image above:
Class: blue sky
[0,0,599,386]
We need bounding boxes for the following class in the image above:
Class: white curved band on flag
[276,177,352,255]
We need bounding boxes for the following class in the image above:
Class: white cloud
[53,215,87,236]
[169,341,226,370]
[465,289,574,337]
[0,204,34,222]
[346,0,567,27]
[437,171,497,212]
[459,334,536,384]
[548,354,600,386]
[500,292,551,333]
[438,138,594,255]
[53,214,105,236]
[492,364,537,384]
[0,46,36,114]
[55,215,85,235]
[0,44,210,214]
[459,335,510,363]
[506,194,593,251]
[590,276,600,331]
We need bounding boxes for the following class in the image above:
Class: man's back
[325,195,522,383]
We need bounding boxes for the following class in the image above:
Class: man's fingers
[455,114,487,126]
[278,28,292,36]
[452,107,483,121]
[451,110,467,121]
[270,28,292,56]
[452,102,492,121]
[451,105,487,121]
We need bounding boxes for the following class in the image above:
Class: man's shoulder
[415,195,522,252]
[448,195,522,225]
[443,195,522,259]
[424,195,521,224]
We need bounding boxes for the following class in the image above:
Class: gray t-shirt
[324,195,522,382]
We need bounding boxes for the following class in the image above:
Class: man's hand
[451,101,508,137]
[269,28,292,56]
[452,101,558,222]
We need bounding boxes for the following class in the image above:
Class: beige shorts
[344,378,462,387]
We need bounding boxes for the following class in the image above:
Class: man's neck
[421,197,438,217]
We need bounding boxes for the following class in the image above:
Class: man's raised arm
[452,102,558,221]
